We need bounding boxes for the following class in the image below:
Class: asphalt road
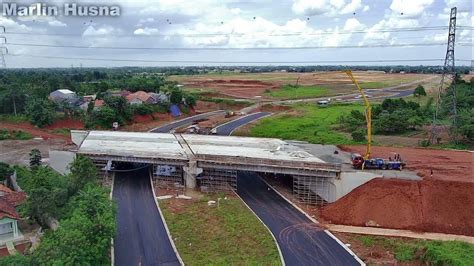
[237,172,360,266]
[214,112,272,136]
[113,169,180,266]
[150,110,226,133]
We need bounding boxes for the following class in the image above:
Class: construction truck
[344,70,406,170]
[351,153,405,170]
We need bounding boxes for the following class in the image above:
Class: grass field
[352,235,474,265]
[266,85,330,99]
[248,103,364,144]
[161,195,281,265]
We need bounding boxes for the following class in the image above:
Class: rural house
[126,91,154,105]
[0,185,26,245]
[49,89,79,105]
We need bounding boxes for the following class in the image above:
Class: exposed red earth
[321,145,474,236]
[340,145,473,182]
[320,178,474,236]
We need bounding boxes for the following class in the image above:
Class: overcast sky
[0,0,472,68]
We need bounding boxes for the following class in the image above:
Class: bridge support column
[182,161,203,189]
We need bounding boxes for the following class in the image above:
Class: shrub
[133,104,154,115]
[351,129,366,142]
[422,241,474,266]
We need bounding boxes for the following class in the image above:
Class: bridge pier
[182,160,203,189]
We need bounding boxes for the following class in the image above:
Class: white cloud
[0,17,32,32]
[444,0,472,12]
[341,0,362,14]
[292,0,329,16]
[344,18,365,31]
[134,27,160,35]
[48,20,67,27]
[82,25,122,36]
[390,0,434,18]
[363,5,370,12]
[330,0,346,9]
[138,18,155,24]
[292,0,364,16]
[363,17,419,43]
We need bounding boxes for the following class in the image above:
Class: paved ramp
[113,169,180,266]
[237,172,360,266]
[150,110,225,133]
[214,112,272,136]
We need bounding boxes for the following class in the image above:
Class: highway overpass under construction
[72,130,374,205]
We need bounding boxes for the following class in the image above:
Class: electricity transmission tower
[0,26,6,68]
[430,7,458,144]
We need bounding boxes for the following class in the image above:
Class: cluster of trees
[0,69,195,129]
[338,98,433,139]
[2,156,115,264]
[86,96,133,129]
[84,84,196,129]
[442,78,474,142]
[0,162,13,182]
[338,78,474,144]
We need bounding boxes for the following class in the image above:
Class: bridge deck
[77,131,340,175]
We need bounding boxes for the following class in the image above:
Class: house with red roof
[0,185,26,245]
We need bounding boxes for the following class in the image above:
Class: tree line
[338,78,474,145]
[0,155,115,265]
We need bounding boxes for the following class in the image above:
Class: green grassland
[161,195,281,265]
[0,128,33,140]
[248,103,364,144]
[266,85,330,100]
[355,235,474,265]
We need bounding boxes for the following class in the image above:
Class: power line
[5,26,473,38]
[7,42,465,51]
[8,54,471,64]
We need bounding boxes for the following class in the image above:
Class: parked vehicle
[351,153,405,170]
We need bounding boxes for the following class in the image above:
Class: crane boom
[344,70,372,159]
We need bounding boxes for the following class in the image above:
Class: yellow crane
[344,70,372,160]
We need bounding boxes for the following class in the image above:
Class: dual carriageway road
[114,110,362,265]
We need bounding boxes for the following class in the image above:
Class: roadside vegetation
[198,96,252,107]
[338,78,473,146]
[0,156,115,265]
[0,128,33,140]
[160,195,281,265]
[338,98,432,136]
[350,235,474,265]
[249,103,364,144]
[266,84,329,100]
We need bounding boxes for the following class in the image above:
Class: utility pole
[0,26,7,68]
[430,7,458,144]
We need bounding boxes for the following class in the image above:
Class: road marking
[110,173,115,266]
[149,173,184,266]
[259,176,365,266]
[233,191,286,266]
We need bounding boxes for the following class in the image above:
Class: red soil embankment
[0,121,70,141]
[132,112,172,124]
[340,145,473,182]
[45,118,84,130]
[320,178,474,236]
